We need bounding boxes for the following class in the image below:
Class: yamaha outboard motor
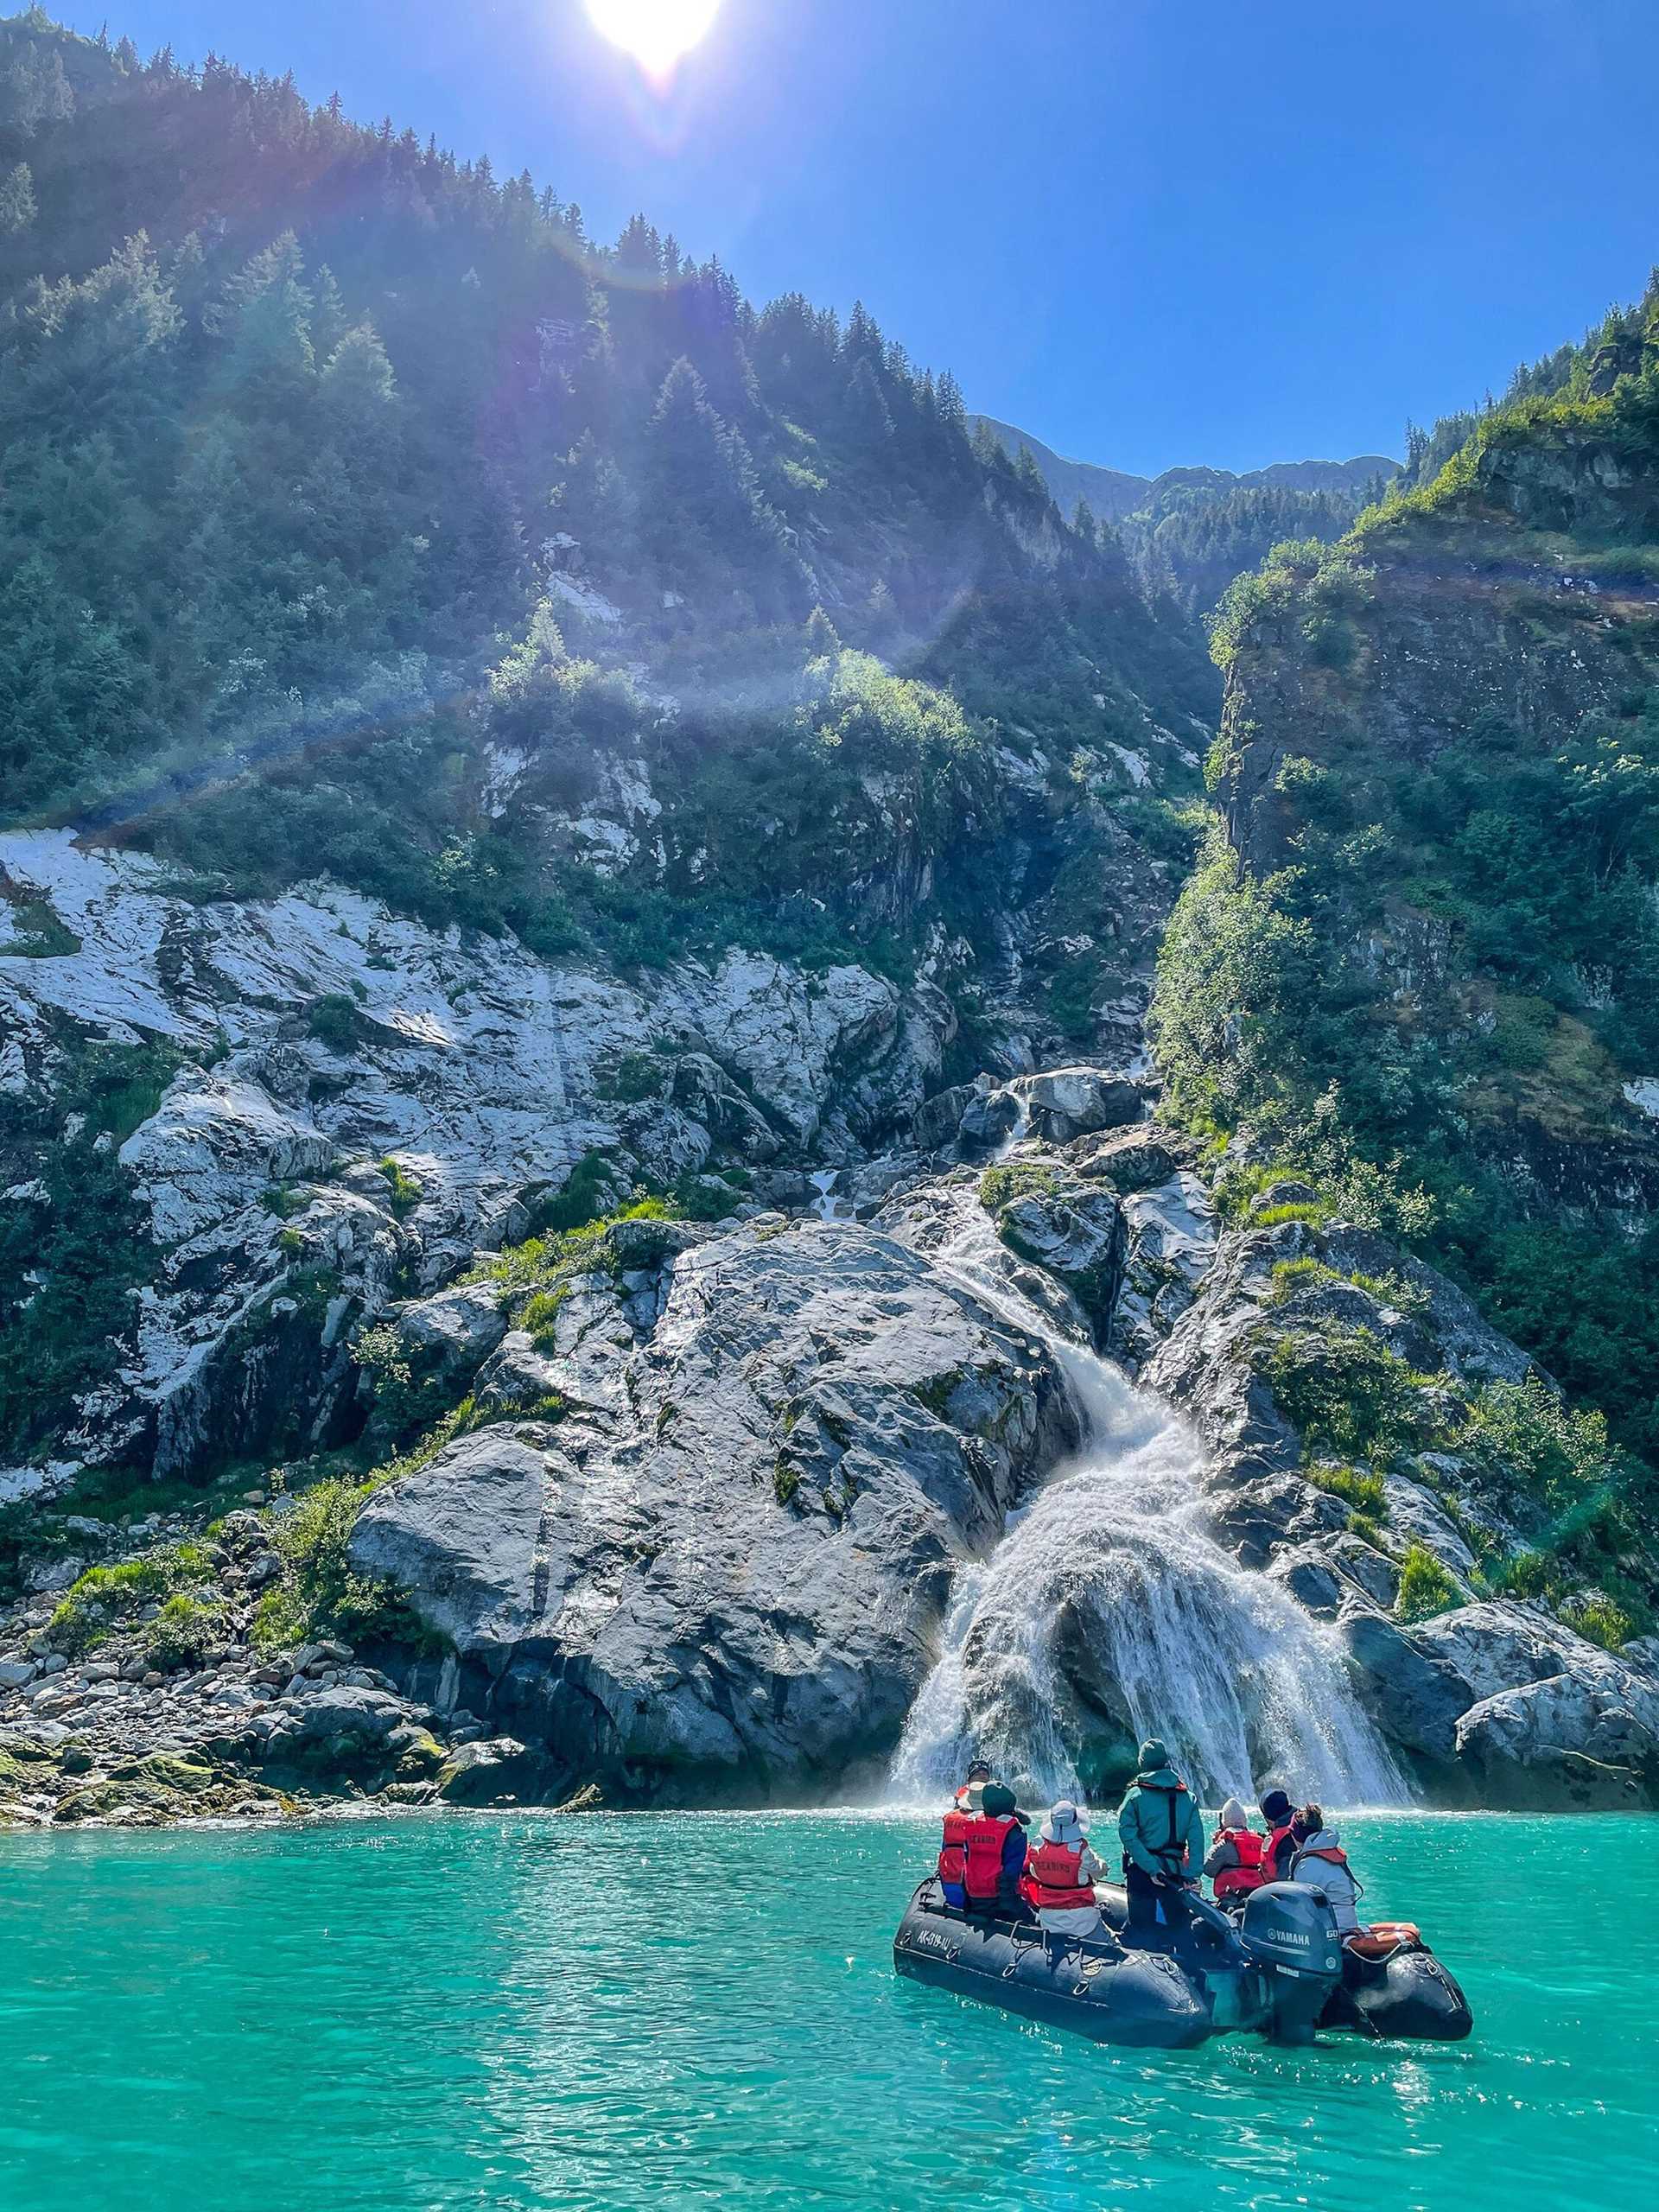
[1237,1882,1344,2044]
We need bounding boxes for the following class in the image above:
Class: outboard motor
[1237,1882,1344,2044]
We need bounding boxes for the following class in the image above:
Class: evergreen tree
[0,160,34,232]
[842,357,894,445]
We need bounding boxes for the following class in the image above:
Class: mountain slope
[1154,275,1659,1650]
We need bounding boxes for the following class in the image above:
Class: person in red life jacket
[1116,1738,1205,1947]
[952,1759,992,1816]
[960,1780,1030,1916]
[1289,1803,1365,1936]
[1259,1786,1299,1883]
[1203,1795,1268,1905]
[1019,1799,1106,1937]
[937,1760,995,1907]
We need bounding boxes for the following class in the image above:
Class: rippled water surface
[2,1811,1653,2210]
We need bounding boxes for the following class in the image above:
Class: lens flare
[584,0,721,79]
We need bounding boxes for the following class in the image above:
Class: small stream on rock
[888,1197,1407,1808]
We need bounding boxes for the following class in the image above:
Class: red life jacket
[1020,1837,1096,1913]
[1296,1843,1350,1872]
[938,1807,971,1886]
[961,1812,1019,1900]
[1265,1822,1297,1880]
[1211,1825,1267,1898]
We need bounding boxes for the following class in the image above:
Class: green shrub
[1462,1374,1623,1521]
[0,1042,183,1457]
[1253,1200,1331,1229]
[522,1287,566,1349]
[144,1592,225,1669]
[467,1198,678,1304]
[1489,1546,1568,1605]
[1396,1543,1459,1623]
[534,1150,619,1236]
[3,899,79,957]
[308,995,363,1052]
[602,1052,668,1103]
[353,1320,472,1446]
[254,1476,431,1652]
[378,1156,423,1219]
[1306,1464,1389,1517]
[978,1162,1059,1213]
[1346,1511,1386,1547]
[1567,1594,1634,1651]
[671,1169,744,1221]
[1261,1325,1427,1464]
[276,1227,304,1259]
[1046,955,1103,1040]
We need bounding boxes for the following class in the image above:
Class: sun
[584,0,721,78]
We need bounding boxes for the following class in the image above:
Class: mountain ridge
[969,412,1401,521]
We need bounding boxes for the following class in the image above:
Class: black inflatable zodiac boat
[893,1878,1472,2050]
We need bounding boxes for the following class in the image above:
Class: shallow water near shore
[2,1810,1653,2211]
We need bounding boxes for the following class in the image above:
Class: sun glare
[584,0,721,79]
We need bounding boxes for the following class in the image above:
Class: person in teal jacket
[1117,1738,1206,1945]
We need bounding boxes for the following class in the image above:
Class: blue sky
[56,0,1659,475]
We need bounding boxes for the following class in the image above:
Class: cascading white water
[888,1197,1407,1811]
[991,1090,1032,1160]
[809,1169,854,1222]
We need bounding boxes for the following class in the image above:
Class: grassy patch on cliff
[48,1542,213,1654]
[252,1475,436,1654]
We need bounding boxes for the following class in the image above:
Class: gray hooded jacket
[1290,1827,1363,1934]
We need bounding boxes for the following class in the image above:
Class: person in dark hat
[959,1779,1030,1916]
[1259,1787,1299,1883]
[1116,1738,1205,1947]
[952,1759,993,1816]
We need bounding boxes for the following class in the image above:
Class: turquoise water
[0,1811,1653,2211]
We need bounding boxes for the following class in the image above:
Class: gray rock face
[264,1684,431,1764]
[911,1082,980,1154]
[1012,1066,1145,1144]
[992,1181,1124,1347]
[1068,1124,1198,1192]
[1143,1209,1659,1806]
[1143,1224,1300,1470]
[351,1217,1078,1800]
[391,1286,511,1383]
[1109,1171,1217,1370]
[0,831,958,1479]
[1336,1595,1659,1805]
[957,1089,1022,1152]
[1454,1664,1659,1808]
[1268,1533,1398,1618]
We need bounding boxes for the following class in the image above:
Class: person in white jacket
[1288,1805,1365,1936]
[1020,1800,1107,1937]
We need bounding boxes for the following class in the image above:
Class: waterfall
[888,1196,1407,1811]
[809,1170,854,1222]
